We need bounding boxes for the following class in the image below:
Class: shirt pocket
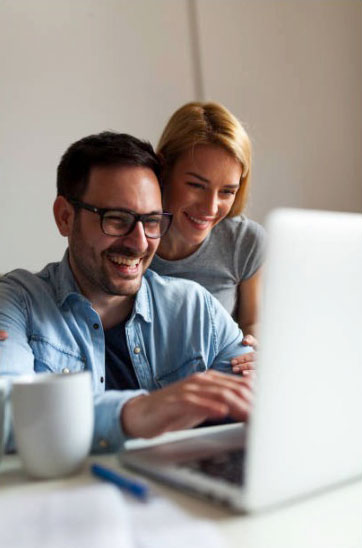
[30,336,86,374]
[155,355,207,388]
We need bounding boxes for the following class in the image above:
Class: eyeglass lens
[102,210,169,238]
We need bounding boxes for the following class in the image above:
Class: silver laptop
[119,208,362,512]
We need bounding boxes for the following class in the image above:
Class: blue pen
[91,463,149,500]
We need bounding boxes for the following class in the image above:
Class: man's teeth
[109,255,140,267]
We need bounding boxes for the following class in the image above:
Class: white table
[1,431,361,548]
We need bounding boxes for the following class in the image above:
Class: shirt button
[93,323,100,330]
[100,376,104,383]
[62,368,70,374]
[99,439,109,449]
[133,346,141,354]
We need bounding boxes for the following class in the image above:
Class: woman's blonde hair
[157,101,252,216]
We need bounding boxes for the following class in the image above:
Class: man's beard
[70,230,148,297]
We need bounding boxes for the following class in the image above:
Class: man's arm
[206,290,254,373]
[121,291,255,440]
[0,279,254,450]
[0,280,41,451]
[0,281,36,377]
[0,279,147,453]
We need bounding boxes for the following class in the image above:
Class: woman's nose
[200,192,219,216]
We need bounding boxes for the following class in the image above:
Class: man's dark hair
[57,131,161,200]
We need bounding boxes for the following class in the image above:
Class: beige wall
[1,0,361,272]
[0,0,196,271]
[196,0,362,222]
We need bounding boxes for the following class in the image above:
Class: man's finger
[192,370,254,392]
[182,378,253,415]
[179,389,251,424]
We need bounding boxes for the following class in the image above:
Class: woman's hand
[242,334,258,349]
[231,334,258,374]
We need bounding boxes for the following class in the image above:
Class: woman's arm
[238,268,262,336]
[231,269,262,374]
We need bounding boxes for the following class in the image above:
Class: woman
[151,102,265,372]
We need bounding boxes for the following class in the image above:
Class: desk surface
[1,432,361,548]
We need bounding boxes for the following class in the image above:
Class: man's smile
[106,253,143,275]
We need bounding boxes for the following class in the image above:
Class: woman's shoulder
[212,216,266,279]
[213,215,265,244]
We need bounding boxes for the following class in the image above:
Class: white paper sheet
[0,483,134,548]
[0,479,226,548]
[128,493,227,548]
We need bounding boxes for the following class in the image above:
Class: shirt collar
[129,272,152,323]
[55,250,86,307]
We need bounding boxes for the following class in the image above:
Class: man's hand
[231,334,258,374]
[0,330,8,341]
[121,370,253,439]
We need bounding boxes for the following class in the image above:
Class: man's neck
[92,294,134,330]
[80,283,135,329]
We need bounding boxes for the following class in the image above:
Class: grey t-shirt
[151,216,265,320]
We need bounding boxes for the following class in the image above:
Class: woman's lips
[184,212,216,230]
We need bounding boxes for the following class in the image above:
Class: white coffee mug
[0,377,10,463]
[11,371,94,479]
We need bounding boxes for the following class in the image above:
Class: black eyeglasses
[68,199,173,239]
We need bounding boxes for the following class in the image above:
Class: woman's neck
[157,232,201,261]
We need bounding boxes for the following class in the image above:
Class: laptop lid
[120,208,362,512]
[244,208,362,510]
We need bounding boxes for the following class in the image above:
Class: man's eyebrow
[185,171,240,189]
[147,210,163,215]
[107,207,163,214]
[126,209,164,215]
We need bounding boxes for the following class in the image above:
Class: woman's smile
[184,211,218,230]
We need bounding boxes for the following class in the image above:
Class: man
[0,132,253,453]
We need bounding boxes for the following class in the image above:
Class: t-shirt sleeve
[235,218,266,281]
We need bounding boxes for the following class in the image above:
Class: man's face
[68,165,162,298]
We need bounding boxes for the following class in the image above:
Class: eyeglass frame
[68,198,173,239]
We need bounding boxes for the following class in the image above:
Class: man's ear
[53,196,75,236]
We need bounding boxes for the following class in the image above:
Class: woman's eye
[220,189,237,196]
[187,182,204,190]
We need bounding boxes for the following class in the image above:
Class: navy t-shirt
[104,322,139,390]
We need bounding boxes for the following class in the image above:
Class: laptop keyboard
[181,449,245,486]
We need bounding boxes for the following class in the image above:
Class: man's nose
[122,221,148,253]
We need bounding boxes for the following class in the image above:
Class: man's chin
[104,276,142,297]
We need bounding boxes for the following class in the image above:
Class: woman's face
[162,145,242,250]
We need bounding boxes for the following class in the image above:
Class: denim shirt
[0,252,250,452]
